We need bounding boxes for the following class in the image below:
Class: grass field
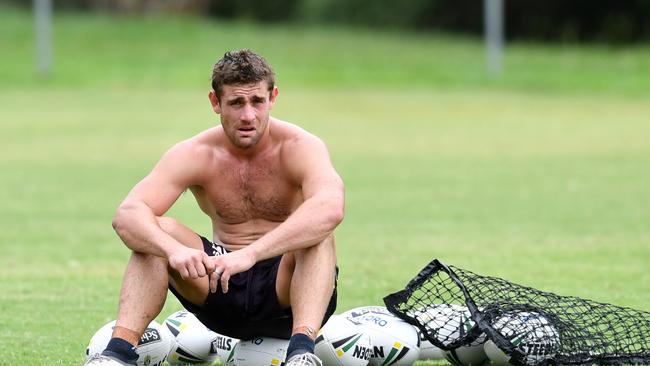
[1,5,649,366]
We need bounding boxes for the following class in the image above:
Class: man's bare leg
[277,235,336,364]
[290,235,336,336]
[96,217,208,365]
[112,252,169,345]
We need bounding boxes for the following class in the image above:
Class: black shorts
[169,235,338,340]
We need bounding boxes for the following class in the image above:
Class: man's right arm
[111,141,215,279]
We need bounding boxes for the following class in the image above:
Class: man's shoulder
[271,119,339,185]
[190,126,223,145]
[272,119,333,181]
[272,119,326,151]
[166,127,223,161]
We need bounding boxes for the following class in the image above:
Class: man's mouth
[237,126,256,136]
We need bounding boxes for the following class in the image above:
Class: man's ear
[208,90,221,114]
[269,86,279,109]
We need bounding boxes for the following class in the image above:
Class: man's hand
[168,246,215,280]
[209,249,256,294]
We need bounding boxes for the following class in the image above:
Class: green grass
[1,5,650,366]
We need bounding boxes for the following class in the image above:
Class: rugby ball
[444,340,489,366]
[164,310,238,364]
[341,306,420,366]
[483,311,560,366]
[214,332,239,365]
[315,315,373,366]
[415,329,444,361]
[86,320,173,366]
[412,304,488,366]
[228,337,289,366]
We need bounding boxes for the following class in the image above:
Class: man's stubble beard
[222,115,269,149]
[226,125,264,149]
[232,134,261,149]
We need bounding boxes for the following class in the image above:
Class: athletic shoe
[285,352,323,366]
[83,354,134,365]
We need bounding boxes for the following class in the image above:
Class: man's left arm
[210,133,344,292]
[252,133,345,256]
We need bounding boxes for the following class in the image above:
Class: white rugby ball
[416,328,445,360]
[341,306,420,366]
[409,304,472,346]
[315,315,373,366]
[412,304,488,366]
[86,320,173,366]
[444,340,489,366]
[228,337,289,366]
[164,310,238,365]
[213,332,239,365]
[483,311,560,366]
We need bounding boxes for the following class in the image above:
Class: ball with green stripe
[315,315,373,366]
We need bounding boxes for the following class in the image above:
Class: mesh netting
[383,259,650,366]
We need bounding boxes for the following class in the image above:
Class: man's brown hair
[211,49,275,99]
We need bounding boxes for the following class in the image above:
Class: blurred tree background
[6,0,650,43]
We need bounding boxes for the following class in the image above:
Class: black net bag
[383,259,650,366]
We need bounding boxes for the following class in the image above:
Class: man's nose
[240,104,256,122]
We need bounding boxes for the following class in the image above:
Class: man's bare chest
[194,160,299,223]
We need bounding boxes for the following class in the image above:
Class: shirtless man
[85,49,344,366]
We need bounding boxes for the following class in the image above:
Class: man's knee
[130,250,167,268]
[154,216,203,251]
[294,235,336,261]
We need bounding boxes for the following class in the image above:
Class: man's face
[210,81,278,149]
